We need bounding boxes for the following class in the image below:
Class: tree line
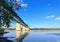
[30,28,60,30]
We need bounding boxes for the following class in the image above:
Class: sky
[11,0,60,28]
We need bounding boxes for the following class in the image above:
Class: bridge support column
[16,22,21,31]
[22,26,26,34]
[22,27,29,34]
[25,27,29,31]
[25,27,29,33]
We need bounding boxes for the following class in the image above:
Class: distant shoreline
[30,28,60,30]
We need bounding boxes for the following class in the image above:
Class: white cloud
[16,0,19,2]
[55,17,60,21]
[16,0,28,8]
[20,0,23,2]
[16,0,23,2]
[20,3,28,8]
[45,16,55,19]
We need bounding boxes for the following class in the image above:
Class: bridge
[0,0,29,31]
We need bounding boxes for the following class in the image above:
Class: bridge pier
[25,27,29,33]
[25,27,29,31]
[22,26,26,34]
[22,26,29,34]
[22,26,26,31]
[16,22,21,31]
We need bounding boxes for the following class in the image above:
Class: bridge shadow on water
[0,30,29,42]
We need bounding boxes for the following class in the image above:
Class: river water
[1,30,60,42]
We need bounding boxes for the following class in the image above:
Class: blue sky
[12,0,60,28]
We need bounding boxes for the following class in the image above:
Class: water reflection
[0,33,4,36]
[0,32,14,42]
[2,30,60,42]
[15,30,29,42]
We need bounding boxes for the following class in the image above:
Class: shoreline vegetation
[1,28,60,30]
[0,28,13,42]
[30,28,60,30]
[0,28,15,30]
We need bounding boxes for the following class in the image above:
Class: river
[1,30,60,42]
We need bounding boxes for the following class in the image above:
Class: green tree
[0,0,21,28]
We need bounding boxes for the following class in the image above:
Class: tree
[0,0,21,28]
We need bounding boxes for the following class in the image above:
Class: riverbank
[0,28,13,42]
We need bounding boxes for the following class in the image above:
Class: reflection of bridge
[0,0,29,31]
[15,30,29,42]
